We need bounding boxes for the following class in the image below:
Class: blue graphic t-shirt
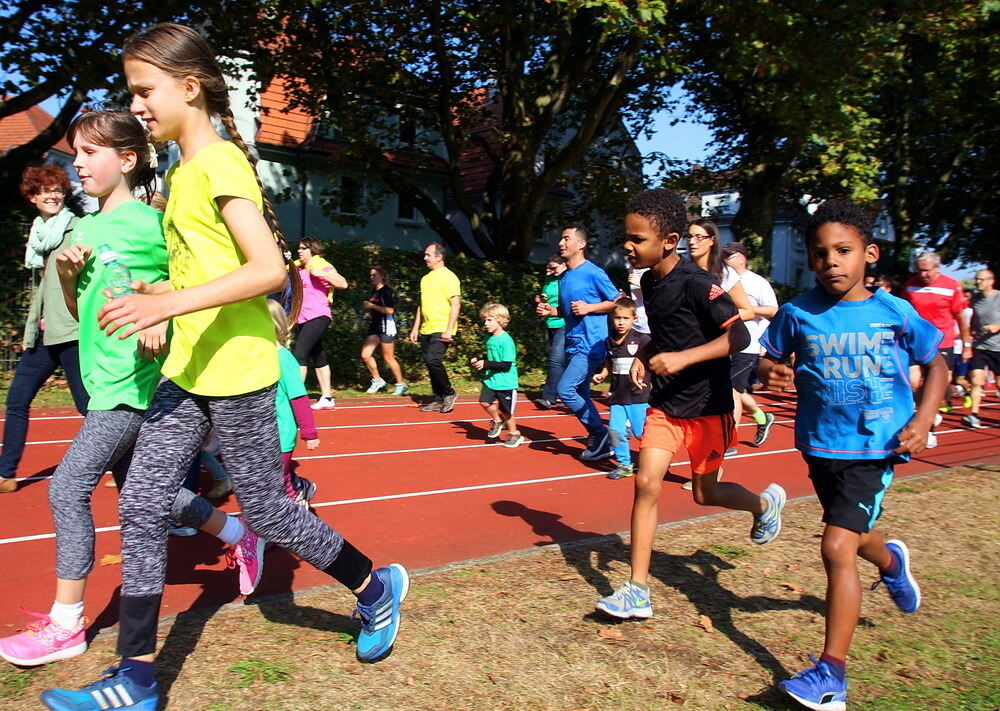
[559,260,620,358]
[761,287,942,460]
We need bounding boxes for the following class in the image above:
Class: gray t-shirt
[971,291,1000,352]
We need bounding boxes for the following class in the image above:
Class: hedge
[307,241,627,388]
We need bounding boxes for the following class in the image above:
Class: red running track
[0,392,998,635]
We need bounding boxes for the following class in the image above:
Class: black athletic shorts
[479,385,518,415]
[969,349,1000,374]
[803,454,896,533]
[937,348,955,371]
[730,353,758,394]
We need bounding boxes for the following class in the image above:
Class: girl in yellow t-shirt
[41,24,408,711]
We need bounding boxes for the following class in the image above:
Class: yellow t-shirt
[419,266,461,335]
[161,141,279,396]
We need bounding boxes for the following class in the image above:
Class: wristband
[963,341,972,347]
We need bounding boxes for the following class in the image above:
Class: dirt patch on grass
[3,465,998,710]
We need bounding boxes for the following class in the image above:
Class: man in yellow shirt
[409,243,462,412]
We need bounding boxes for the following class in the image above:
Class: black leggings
[294,316,330,367]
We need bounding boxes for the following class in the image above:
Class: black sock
[355,574,385,606]
[120,658,156,687]
[879,549,901,578]
[819,653,846,680]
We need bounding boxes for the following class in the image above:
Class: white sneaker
[925,432,938,449]
[366,378,387,394]
[312,396,336,410]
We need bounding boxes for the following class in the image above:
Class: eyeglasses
[687,234,713,243]
[38,188,65,196]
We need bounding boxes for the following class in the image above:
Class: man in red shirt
[903,251,972,418]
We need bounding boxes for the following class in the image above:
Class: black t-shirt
[641,259,739,418]
[366,285,396,334]
[605,330,651,405]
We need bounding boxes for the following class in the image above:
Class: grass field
[1,465,997,710]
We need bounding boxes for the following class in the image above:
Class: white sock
[218,515,245,546]
[50,600,84,630]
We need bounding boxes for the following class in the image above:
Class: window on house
[339,176,363,215]
[399,117,417,146]
[397,194,418,221]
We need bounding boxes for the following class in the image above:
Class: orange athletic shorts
[639,408,735,474]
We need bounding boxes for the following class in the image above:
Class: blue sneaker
[871,539,920,613]
[355,563,409,662]
[41,666,159,711]
[780,655,847,711]
[595,580,652,619]
[580,430,613,461]
[751,483,786,545]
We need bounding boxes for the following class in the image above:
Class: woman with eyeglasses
[535,255,568,409]
[1,166,89,494]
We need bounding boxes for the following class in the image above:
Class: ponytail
[219,110,302,321]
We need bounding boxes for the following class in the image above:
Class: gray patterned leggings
[117,379,355,656]
[48,408,214,580]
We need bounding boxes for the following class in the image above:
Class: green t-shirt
[541,276,565,329]
[275,345,308,452]
[484,331,518,391]
[72,201,169,411]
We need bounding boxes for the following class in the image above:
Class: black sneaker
[580,430,613,461]
[753,411,776,446]
[534,398,553,410]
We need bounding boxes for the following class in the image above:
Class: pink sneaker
[226,525,265,596]
[0,610,87,666]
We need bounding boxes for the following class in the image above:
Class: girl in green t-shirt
[0,111,254,670]
[41,25,409,710]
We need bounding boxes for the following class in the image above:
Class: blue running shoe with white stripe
[872,539,920,613]
[41,666,158,711]
[355,563,409,662]
[595,581,652,619]
[780,655,847,711]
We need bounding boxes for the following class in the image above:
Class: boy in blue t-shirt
[535,224,620,460]
[471,303,523,448]
[759,200,947,711]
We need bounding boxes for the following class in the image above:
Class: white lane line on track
[0,446,800,546]
[2,423,994,546]
[9,416,800,447]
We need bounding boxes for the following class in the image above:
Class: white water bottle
[97,244,135,298]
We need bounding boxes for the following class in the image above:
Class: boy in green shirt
[470,303,523,448]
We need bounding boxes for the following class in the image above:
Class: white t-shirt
[736,269,778,354]
[721,265,740,292]
[628,266,649,333]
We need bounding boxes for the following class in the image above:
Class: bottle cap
[97,244,119,265]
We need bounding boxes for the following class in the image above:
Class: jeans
[0,341,89,478]
[556,350,606,435]
[609,403,649,466]
[419,332,454,400]
[541,326,567,403]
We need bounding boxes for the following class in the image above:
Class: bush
[307,241,626,388]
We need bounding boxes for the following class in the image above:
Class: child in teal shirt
[471,303,523,447]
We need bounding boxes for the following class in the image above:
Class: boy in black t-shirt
[596,189,787,621]
[592,298,650,480]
